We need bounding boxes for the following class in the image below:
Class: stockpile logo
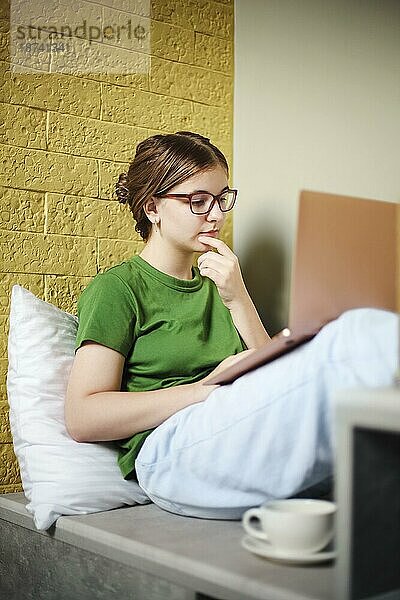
[10,0,150,73]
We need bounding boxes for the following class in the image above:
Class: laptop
[204,190,399,386]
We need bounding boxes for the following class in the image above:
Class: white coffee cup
[242,499,336,554]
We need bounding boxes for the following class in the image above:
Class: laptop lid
[205,190,398,386]
[289,190,398,331]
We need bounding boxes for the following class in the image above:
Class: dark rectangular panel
[351,427,400,600]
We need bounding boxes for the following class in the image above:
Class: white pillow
[6,285,150,530]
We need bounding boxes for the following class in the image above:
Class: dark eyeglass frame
[154,188,238,215]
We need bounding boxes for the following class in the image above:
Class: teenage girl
[66,131,397,518]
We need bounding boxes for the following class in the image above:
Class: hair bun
[115,172,129,204]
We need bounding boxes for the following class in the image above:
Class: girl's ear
[143,197,160,222]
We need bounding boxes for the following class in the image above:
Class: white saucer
[241,535,337,565]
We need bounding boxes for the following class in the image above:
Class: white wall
[234,0,400,334]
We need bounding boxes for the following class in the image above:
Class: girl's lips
[198,231,219,238]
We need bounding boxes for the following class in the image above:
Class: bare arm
[228,290,271,350]
[65,341,254,443]
[197,236,271,350]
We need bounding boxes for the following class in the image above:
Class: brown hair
[115,131,229,242]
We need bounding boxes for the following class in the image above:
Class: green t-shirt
[75,254,246,479]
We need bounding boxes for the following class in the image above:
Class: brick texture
[0,443,20,486]
[6,70,102,118]
[46,193,134,239]
[194,33,233,73]
[0,316,7,359]
[0,359,7,402]
[1,231,97,276]
[101,85,193,131]
[48,113,147,162]
[149,56,233,106]
[98,159,130,201]
[0,0,234,493]
[0,401,11,443]
[45,275,92,315]
[0,102,47,149]
[0,273,45,315]
[150,20,195,63]
[0,188,45,233]
[1,145,98,196]
[98,238,144,272]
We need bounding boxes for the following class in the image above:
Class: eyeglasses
[155,188,237,215]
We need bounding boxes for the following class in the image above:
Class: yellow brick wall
[0,0,234,494]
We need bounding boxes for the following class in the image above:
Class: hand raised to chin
[197,236,247,309]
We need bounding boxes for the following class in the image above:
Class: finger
[198,266,222,284]
[197,260,230,283]
[197,236,236,258]
[197,251,215,266]
[198,252,230,269]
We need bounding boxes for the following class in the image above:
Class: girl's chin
[195,240,211,250]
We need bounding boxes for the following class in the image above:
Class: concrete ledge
[0,493,334,600]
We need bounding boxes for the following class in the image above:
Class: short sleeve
[75,272,137,357]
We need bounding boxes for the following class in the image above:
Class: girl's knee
[313,308,397,367]
[336,307,396,327]
[328,308,398,376]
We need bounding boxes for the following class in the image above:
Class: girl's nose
[207,200,225,221]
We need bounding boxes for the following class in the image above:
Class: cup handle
[242,508,269,541]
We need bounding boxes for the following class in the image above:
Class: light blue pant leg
[135,308,398,519]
